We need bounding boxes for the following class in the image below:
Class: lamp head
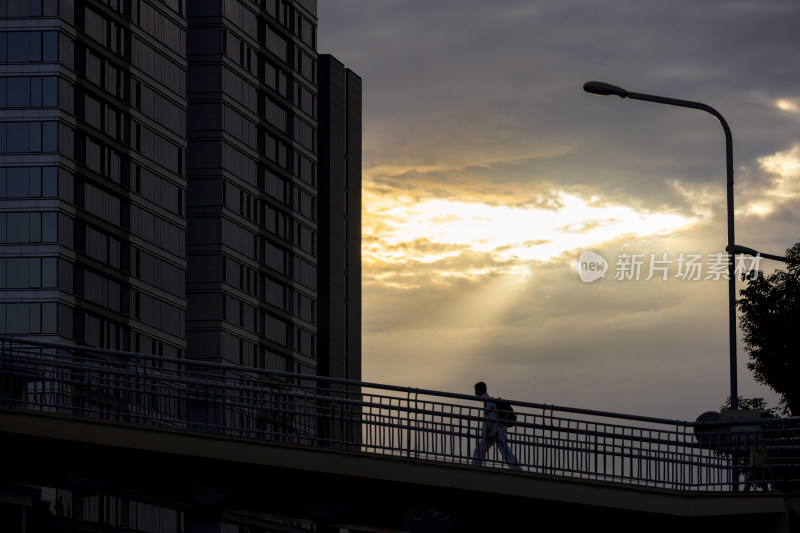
[583,81,628,98]
[727,244,759,256]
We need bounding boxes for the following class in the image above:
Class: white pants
[472,422,521,470]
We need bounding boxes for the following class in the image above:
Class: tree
[737,242,800,416]
[720,396,786,418]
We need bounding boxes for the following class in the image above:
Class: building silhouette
[317,54,361,385]
[0,0,360,530]
[0,0,360,388]
[0,0,189,357]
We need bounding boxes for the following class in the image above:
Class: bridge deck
[2,408,798,532]
[2,338,800,531]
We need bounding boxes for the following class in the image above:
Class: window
[84,270,121,311]
[0,122,58,153]
[134,291,184,337]
[295,222,314,254]
[82,225,122,269]
[0,31,58,62]
[262,96,288,132]
[0,303,57,334]
[0,212,58,243]
[265,314,287,345]
[0,0,58,17]
[0,258,57,288]
[259,165,287,203]
[0,167,58,198]
[259,130,289,168]
[265,277,287,309]
[296,328,315,357]
[295,291,315,323]
[294,256,315,289]
[132,248,184,297]
[263,240,287,273]
[83,182,121,225]
[294,117,315,150]
[0,77,58,108]
[264,25,288,62]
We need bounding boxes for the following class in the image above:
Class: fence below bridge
[1,337,798,492]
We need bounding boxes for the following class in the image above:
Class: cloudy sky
[317,0,800,420]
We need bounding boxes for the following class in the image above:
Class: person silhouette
[471,381,521,470]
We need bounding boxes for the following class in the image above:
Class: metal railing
[1,337,798,492]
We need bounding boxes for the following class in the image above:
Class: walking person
[471,381,522,470]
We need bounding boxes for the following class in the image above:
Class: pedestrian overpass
[1,338,799,532]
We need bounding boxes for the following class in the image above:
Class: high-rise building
[0,0,360,379]
[318,54,361,385]
[1,1,361,529]
[186,0,323,377]
[0,1,189,357]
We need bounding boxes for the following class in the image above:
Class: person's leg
[497,429,522,470]
[472,424,491,465]
[472,437,491,465]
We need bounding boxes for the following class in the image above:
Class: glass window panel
[0,214,5,243]
[42,258,56,287]
[7,258,30,288]
[30,258,41,288]
[31,0,43,16]
[0,34,7,62]
[108,237,120,268]
[29,121,41,152]
[0,168,5,196]
[9,0,29,16]
[7,123,28,152]
[7,78,29,107]
[43,122,57,152]
[42,167,57,197]
[43,77,57,107]
[30,167,41,197]
[42,212,57,242]
[30,77,42,107]
[42,303,56,333]
[0,305,4,333]
[43,0,57,16]
[6,213,29,243]
[29,303,41,334]
[7,168,28,197]
[7,33,28,62]
[29,31,42,62]
[0,79,6,107]
[7,303,28,333]
[30,212,42,242]
[42,31,57,62]
[0,260,5,289]
[0,123,6,151]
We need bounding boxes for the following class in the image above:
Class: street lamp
[727,244,794,264]
[583,81,739,409]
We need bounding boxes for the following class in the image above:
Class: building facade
[0,0,188,357]
[1,0,361,530]
[317,54,361,384]
[186,0,322,377]
[0,0,360,381]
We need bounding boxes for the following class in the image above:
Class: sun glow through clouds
[363,191,693,277]
[776,99,800,113]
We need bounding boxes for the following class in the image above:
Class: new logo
[577,250,608,283]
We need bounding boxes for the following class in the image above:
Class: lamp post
[583,81,739,409]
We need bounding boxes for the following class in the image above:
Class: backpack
[494,399,516,428]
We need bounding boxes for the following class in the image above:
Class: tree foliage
[737,242,800,416]
[720,396,787,418]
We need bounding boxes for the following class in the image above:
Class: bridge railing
[1,337,798,492]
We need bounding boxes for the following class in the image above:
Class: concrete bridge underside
[1,408,799,532]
